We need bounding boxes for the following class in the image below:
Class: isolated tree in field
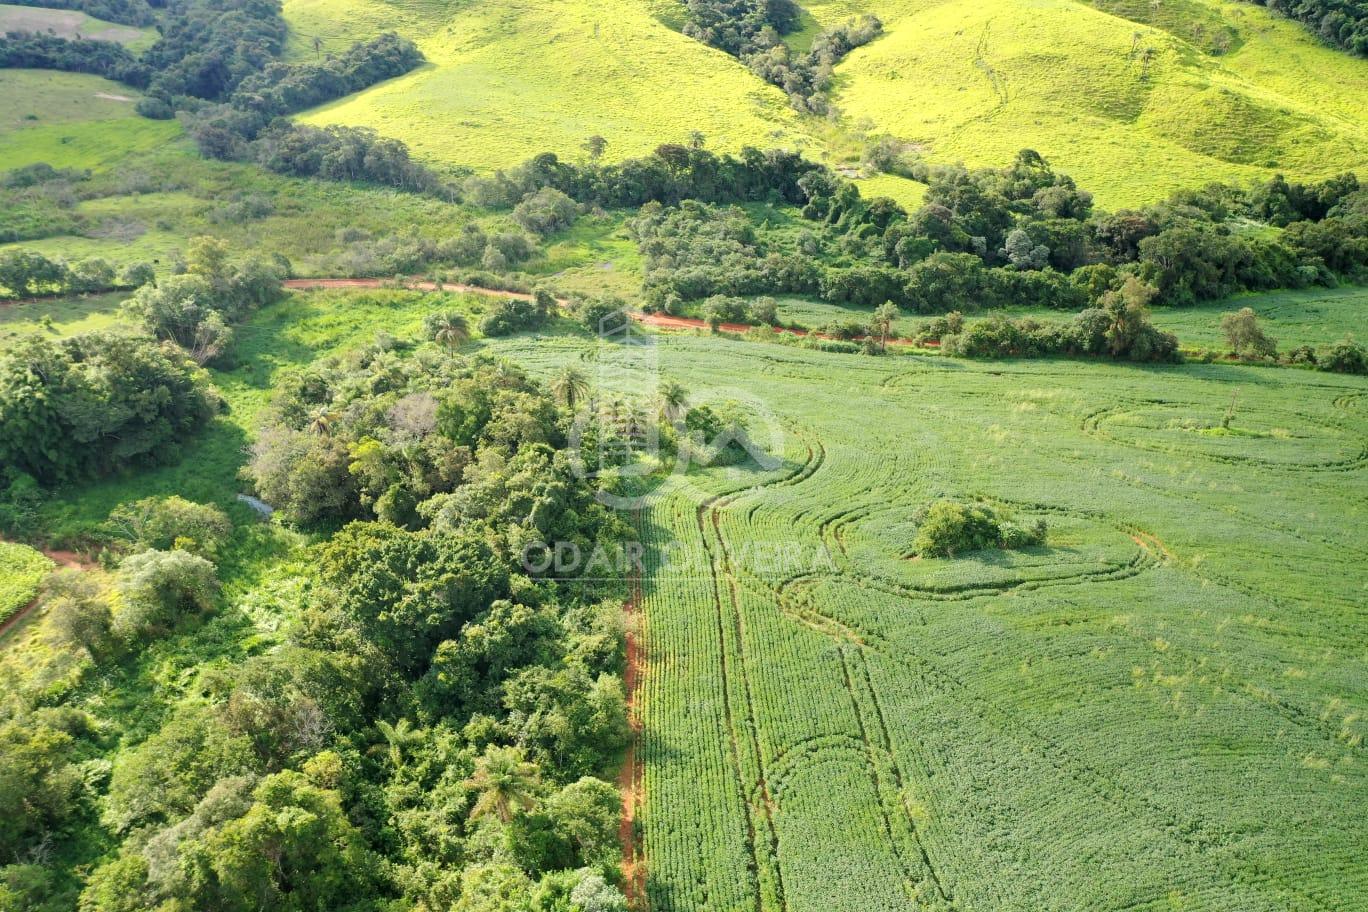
[464,745,540,823]
[551,366,590,410]
[747,296,778,325]
[688,130,706,149]
[583,135,608,161]
[1101,275,1158,356]
[426,311,470,348]
[872,301,900,350]
[1220,307,1276,359]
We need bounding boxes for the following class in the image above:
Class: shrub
[0,334,218,485]
[479,297,550,336]
[912,499,1046,557]
[1316,336,1367,374]
[106,497,233,557]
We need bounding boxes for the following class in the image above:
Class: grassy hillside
[287,0,816,174]
[0,3,156,50]
[821,0,1368,206]
[280,0,1366,206]
[0,70,179,170]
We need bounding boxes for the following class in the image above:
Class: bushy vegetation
[0,247,152,299]
[0,540,50,625]
[911,498,1047,557]
[478,292,554,337]
[943,276,1181,362]
[0,332,218,484]
[0,30,149,85]
[681,0,883,113]
[631,150,1367,317]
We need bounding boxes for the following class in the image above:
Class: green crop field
[482,320,1368,911]
[0,541,52,627]
[0,3,156,49]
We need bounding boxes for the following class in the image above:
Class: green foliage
[1221,306,1278,358]
[0,332,219,484]
[912,498,1048,557]
[111,548,219,643]
[0,540,50,625]
[105,495,233,557]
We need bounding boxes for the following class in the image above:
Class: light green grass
[0,541,52,625]
[0,146,486,274]
[482,318,1368,911]
[0,3,156,50]
[0,71,181,171]
[828,0,1368,207]
[287,0,815,173]
[0,69,146,130]
[852,171,928,210]
[0,291,131,349]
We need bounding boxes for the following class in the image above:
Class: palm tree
[463,745,540,823]
[306,406,336,437]
[375,718,424,768]
[872,301,899,351]
[551,366,590,410]
[657,380,688,424]
[428,311,470,349]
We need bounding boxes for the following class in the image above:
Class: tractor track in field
[619,507,647,909]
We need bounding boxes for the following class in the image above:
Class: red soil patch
[618,512,647,907]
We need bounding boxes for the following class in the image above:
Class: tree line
[681,0,883,113]
[626,147,1366,319]
[1240,0,1367,54]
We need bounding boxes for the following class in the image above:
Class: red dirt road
[284,276,927,347]
[618,511,647,908]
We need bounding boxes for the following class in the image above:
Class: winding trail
[0,538,97,641]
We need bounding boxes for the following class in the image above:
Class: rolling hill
[285,0,1367,206]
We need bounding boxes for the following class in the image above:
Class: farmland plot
[487,328,1368,912]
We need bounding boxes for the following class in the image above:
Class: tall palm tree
[375,718,424,768]
[872,301,899,351]
[551,366,590,410]
[657,380,688,424]
[463,745,540,823]
[428,311,470,349]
